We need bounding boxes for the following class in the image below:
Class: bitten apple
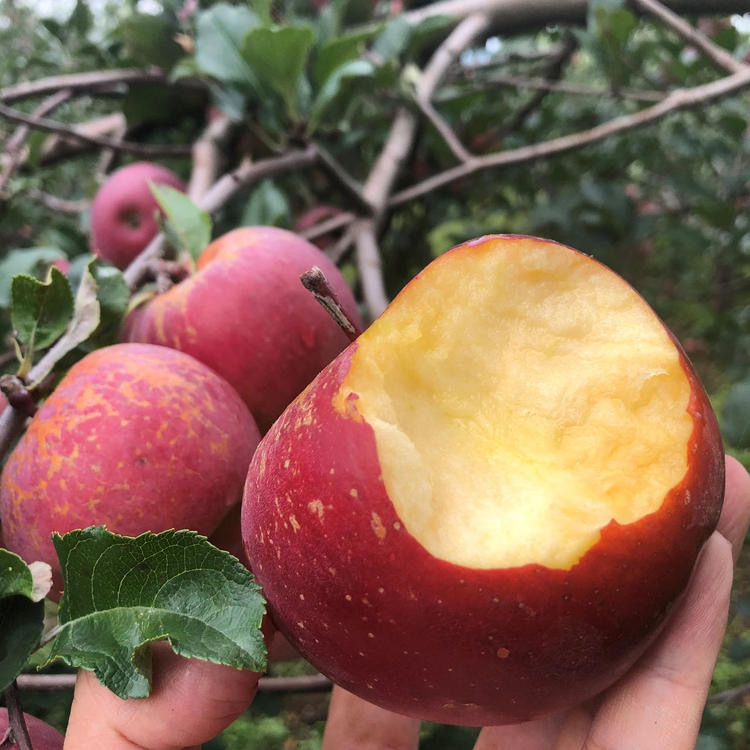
[0,343,260,599]
[241,234,725,725]
[90,161,185,270]
[0,709,64,749]
[123,226,363,433]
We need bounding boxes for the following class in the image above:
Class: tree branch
[299,211,356,242]
[707,680,750,703]
[188,114,234,202]
[0,102,192,157]
[3,682,32,750]
[25,189,90,214]
[0,89,74,200]
[630,0,747,74]
[122,146,320,289]
[390,66,750,206]
[356,12,491,318]
[413,95,474,163]
[0,69,203,105]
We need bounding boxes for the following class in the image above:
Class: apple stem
[300,267,361,342]
[0,375,38,419]
[4,682,33,750]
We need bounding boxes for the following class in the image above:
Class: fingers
[64,643,260,750]
[322,686,421,750]
[472,712,565,749]
[717,455,750,562]
[566,530,733,750]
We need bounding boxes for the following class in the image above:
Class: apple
[293,205,344,250]
[122,226,363,433]
[0,343,260,599]
[90,162,186,270]
[0,709,64,749]
[241,234,725,725]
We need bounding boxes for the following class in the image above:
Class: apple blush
[241,234,725,725]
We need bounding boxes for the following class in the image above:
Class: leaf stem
[3,682,33,750]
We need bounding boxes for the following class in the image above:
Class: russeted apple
[90,161,185,270]
[123,226,362,433]
[0,709,64,749]
[241,234,725,725]
[0,343,260,599]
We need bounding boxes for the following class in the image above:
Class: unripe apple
[0,343,260,599]
[123,226,363,433]
[0,709,64,749]
[241,234,725,725]
[90,162,185,270]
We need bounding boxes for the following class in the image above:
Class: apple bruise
[334,236,693,570]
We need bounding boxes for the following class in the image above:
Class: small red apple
[90,162,186,270]
[0,709,64,749]
[123,226,363,433]
[0,343,260,599]
[241,234,724,725]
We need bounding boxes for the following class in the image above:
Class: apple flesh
[241,234,725,725]
[90,161,185,270]
[123,226,363,433]
[0,709,64,749]
[0,343,260,599]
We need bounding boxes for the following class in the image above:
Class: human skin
[62,455,750,750]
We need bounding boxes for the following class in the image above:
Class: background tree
[1,0,750,746]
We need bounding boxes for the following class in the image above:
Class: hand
[64,456,750,750]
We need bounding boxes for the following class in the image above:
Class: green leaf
[27,261,102,387]
[242,179,290,228]
[721,380,750,449]
[150,184,212,263]
[249,0,272,24]
[82,261,131,350]
[372,16,412,60]
[117,12,182,71]
[195,3,260,88]
[11,268,74,354]
[0,248,66,308]
[47,528,266,699]
[242,25,315,119]
[309,59,375,131]
[0,549,52,692]
[313,28,378,88]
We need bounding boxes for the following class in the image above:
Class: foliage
[1,0,749,744]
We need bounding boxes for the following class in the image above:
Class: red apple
[0,709,64,749]
[90,162,186,270]
[293,205,343,250]
[0,343,259,599]
[241,234,725,725]
[123,226,363,433]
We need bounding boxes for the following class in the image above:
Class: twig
[356,12,491,318]
[314,143,373,211]
[389,66,750,206]
[630,0,746,74]
[413,96,473,163]
[327,223,357,264]
[122,146,320,289]
[299,211,356,242]
[0,102,192,157]
[25,189,89,214]
[0,89,73,198]
[3,682,33,750]
[15,672,332,693]
[0,69,202,105]
[707,681,750,704]
[188,114,233,202]
[300,266,362,341]
[446,73,664,102]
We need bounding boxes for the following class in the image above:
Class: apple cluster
[0,166,726,729]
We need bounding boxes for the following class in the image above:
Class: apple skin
[0,343,260,599]
[90,162,185,270]
[241,238,725,726]
[0,709,64,749]
[123,226,363,433]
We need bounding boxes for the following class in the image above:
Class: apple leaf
[150,183,212,264]
[308,59,375,131]
[0,248,66,308]
[0,550,52,693]
[11,268,74,355]
[194,3,260,89]
[242,25,315,120]
[313,28,379,88]
[81,261,131,350]
[46,527,267,699]
[242,179,290,228]
[26,260,101,387]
